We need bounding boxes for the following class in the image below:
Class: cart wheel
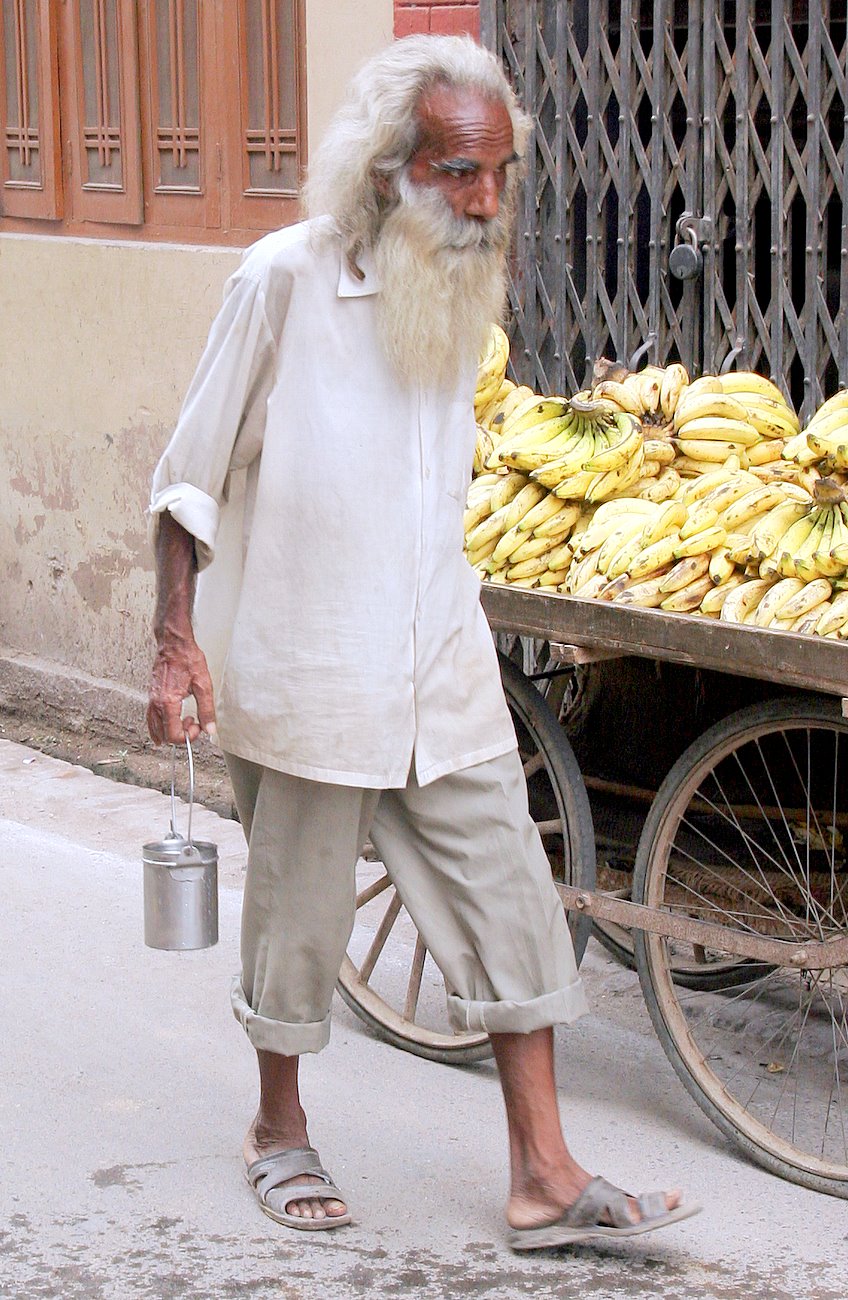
[633,697,848,1197]
[337,652,596,1065]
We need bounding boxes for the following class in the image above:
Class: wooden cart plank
[481,585,848,698]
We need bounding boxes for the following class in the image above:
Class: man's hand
[147,511,217,746]
[147,636,217,745]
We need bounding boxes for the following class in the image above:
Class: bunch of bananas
[671,372,799,476]
[590,360,691,429]
[463,470,580,587]
[783,390,848,477]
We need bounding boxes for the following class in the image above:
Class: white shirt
[149,218,516,788]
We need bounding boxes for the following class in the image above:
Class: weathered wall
[0,235,242,699]
[0,0,394,734]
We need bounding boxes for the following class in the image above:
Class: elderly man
[147,35,697,1250]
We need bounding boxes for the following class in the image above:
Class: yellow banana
[531,501,582,539]
[488,470,531,513]
[674,392,749,429]
[701,471,765,512]
[640,500,688,547]
[465,503,513,553]
[500,481,549,533]
[486,384,534,436]
[595,516,655,571]
[565,549,602,593]
[607,533,654,580]
[738,398,800,439]
[546,540,574,572]
[634,471,681,502]
[683,375,724,400]
[720,483,789,530]
[751,577,807,627]
[660,363,690,419]
[745,439,784,466]
[682,464,737,504]
[507,552,558,581]
[673,524,729,558]
[642,438,676,465]
[718,372,787,404]
[477,379,516,430]
[674,416,761,447]
[708,547,737,585]
[466,535,499,568]
[612,570,673,606]
[628,533,681,580]
[815,590,848,635]
[591,496,658,524]
[514,491,567,534]
[537,566,568,587]
[507,534,559,566]
[660,574,715,612]
[675,438,751,463]
[806,405,848,442]
[792,511,831,582]
[679,505,719,540]
[585,447,646,502]
[746,499,811,561]
[591,380,643,416]
[473,427,495,475]
[778,577,833,621]
[489,523,533,566]
[789,605,828,634]
[499,395,572,441]
[658,553,712,593]
[598,573,633,601]
[634,371,662,415]
[720,578,774,622]
[582,413,643,472]
[700,574,745,614]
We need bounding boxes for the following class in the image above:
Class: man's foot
[506,1164,682,1232]
[507,1173,699,1251]
[244,1122,348,1223]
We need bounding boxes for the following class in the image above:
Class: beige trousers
[227,747,589,1055]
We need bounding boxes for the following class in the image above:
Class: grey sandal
[245,1145,352,1231]
[508,1176,701,1251]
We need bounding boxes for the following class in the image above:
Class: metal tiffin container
[143,736,218,950]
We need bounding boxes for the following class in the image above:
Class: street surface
[1,739,845,1300]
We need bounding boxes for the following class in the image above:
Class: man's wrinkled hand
[147,639,217,746]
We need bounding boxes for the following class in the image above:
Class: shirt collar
[337,245,380,298]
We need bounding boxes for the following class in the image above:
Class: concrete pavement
[1,738,845,1300]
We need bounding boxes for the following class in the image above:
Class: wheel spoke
[534,817,563,837]
[356,872,393,909]
[358,889,403,984]
[403,934,427,1022]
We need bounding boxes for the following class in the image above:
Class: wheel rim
[638,712,848,1186]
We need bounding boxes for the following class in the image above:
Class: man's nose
[465,173,500,221]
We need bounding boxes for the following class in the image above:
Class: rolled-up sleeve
[149,269,276,569]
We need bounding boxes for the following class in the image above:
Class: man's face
[406,85,517,225]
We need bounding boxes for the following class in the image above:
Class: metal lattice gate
[481,0,848,420]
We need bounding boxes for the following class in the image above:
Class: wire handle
[169,734,195,847]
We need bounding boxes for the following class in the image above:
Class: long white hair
[304,35,531,261]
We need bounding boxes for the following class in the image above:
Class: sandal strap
[262,1180,345,1207]
[564,1177,635,1230]
[247,1146,331,1194]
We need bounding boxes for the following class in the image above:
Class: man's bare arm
[147,511,217,745]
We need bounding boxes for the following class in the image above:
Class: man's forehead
[413,84,514,160]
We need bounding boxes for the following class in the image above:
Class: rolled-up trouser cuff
[231,979,331,1056]
[447,977,590,1036]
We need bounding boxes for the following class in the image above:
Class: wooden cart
[338,588,848,1201]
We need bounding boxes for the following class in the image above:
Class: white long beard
[373,174,511,388]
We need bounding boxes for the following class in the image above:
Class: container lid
[143,831,217,865]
